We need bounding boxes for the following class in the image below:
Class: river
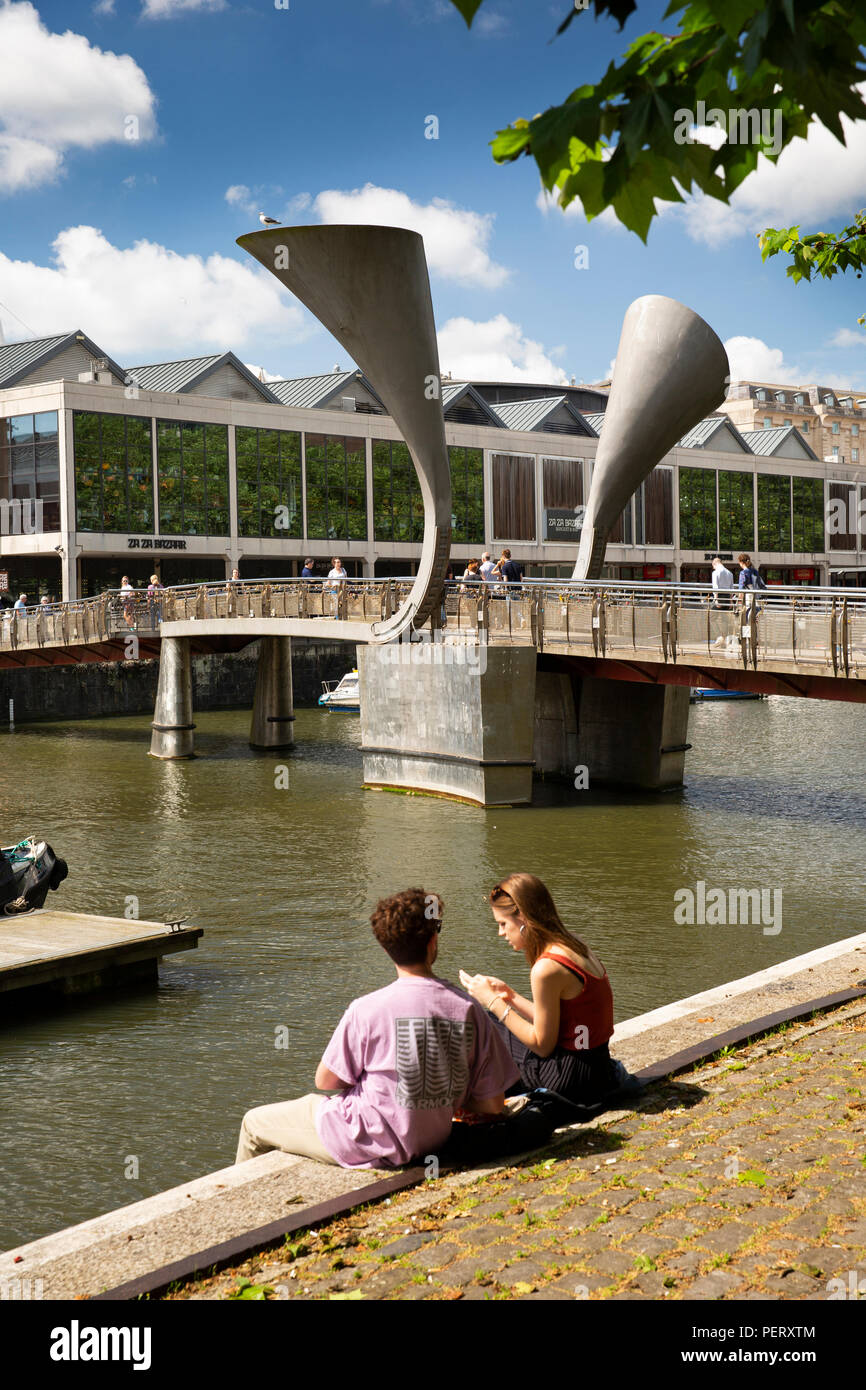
[1,694,865,1248]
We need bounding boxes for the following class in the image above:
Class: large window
[542,457,583,511]
[0,411,61,532]
[450,445,484,544]
[236,427,301,538]
[157,421,228,535]
[372,438,423,542]
[305,434,366,541]
[644,468,674,545]
[492,453,535,541]
[828,481,855,551]
[791,477,824,552]
[73,410,152,533]
[718,470,755,552]
[757,474,792,553]
[678,466,717,550]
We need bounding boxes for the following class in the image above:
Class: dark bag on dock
[0,850,15,910]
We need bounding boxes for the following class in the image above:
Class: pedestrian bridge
[4,578,866,805]
[3,578,866,698]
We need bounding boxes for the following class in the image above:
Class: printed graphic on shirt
[394,1016,474,1110]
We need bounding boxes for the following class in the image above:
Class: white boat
[318,669,360,711]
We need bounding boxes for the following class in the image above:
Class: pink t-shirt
[315,976,519,1168]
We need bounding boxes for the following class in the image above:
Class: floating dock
[0,909,202,1002]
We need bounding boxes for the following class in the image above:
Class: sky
[0,0,863,390]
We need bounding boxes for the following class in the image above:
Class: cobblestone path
[168,1003,866,1301]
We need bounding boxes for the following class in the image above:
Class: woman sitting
[464,872,629,1108]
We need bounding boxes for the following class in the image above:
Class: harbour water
[1,694,865,1248]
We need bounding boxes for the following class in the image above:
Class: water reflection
[1,695,865,1246]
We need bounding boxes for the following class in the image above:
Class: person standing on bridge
[711,557,734,608]
[480,552,495,582]
[147,574,164,626]
[498,549,523,587]
[13,593,27,613]
[301,558,316,578]
[119,576,136,629]
[326,557,347,619]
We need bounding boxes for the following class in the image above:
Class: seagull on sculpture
[259,213,280,226]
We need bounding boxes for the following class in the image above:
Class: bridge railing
[3,576,866,675]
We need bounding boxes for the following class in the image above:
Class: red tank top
[541,950,614,1052]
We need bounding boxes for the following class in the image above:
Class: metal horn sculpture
[574,294,729,581]
[237,225,452,639]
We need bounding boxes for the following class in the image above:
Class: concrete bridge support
[575,676,691,790]
[149,637,195,760]
[249,637,295,751]
[359,641,537,806]
[532,660,691,791]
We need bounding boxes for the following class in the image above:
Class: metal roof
[0,331,125,388]
[440,382,502,424]
[492,396,597,436]
[126,351,279,401]
[677,416,750,451]
[266,371,362,409]
[582,412,606,434]
[739,425,819,460]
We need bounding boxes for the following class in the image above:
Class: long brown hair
[489,872,589,967]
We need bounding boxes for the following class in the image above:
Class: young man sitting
[235,888,518,1168]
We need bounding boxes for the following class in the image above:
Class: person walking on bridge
[326,557,347,619]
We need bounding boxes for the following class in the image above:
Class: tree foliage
[448,0,866,283]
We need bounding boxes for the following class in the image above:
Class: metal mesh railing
[3,576,866,677]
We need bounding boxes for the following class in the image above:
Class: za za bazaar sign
[127,537,187,550]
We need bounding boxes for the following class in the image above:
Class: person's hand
[461,972,511,1010]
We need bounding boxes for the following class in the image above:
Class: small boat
[1,836,69,915]
[690,688,766,702]
[318,670,360,712]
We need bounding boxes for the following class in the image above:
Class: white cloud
[0,2,157,194]
[672,89,866,248]
[243,362,283,383]
[723,336,804,385]
[93,0,116,13]
[141,0,226,17]
[437,314,569,383]
[313,183,509,289]
[475,11,509,36]
[225,185,310,222]
[535,183,622,231]
[0,225,309,357]
[829,327,866,349]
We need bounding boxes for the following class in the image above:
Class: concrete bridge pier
[149,637,195,760]
[249,637,295,751]
[533,660,691,791]
[359,641,537,807]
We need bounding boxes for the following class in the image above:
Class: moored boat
[318,670,360,712]
[1,837,68,915]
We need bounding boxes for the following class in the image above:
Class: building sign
[0,571,8,592]
[543,508,584,542]
[793,567,816,581]
[643,564,666,580]
[704,552,733,561]
[127,537,188,550]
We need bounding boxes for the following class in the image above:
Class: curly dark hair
[371,887,441,966]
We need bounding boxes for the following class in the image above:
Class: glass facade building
[236,427,301,538]
[157,420,229,535]
[305,433,366,541]
[73,410,152,533]
[0,410,61,531]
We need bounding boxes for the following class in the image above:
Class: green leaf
[447,0,484,24]
[737,1168,767,1188]
[229,1281,273,1300]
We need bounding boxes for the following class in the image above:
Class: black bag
[752,568,767,590]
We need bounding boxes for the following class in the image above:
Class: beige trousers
[235,1092,340,1165]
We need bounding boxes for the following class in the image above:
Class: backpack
[751,567,767,591]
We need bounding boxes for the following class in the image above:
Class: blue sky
[0,0,863,388]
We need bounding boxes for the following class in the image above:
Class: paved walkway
[168,999,866,1301]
